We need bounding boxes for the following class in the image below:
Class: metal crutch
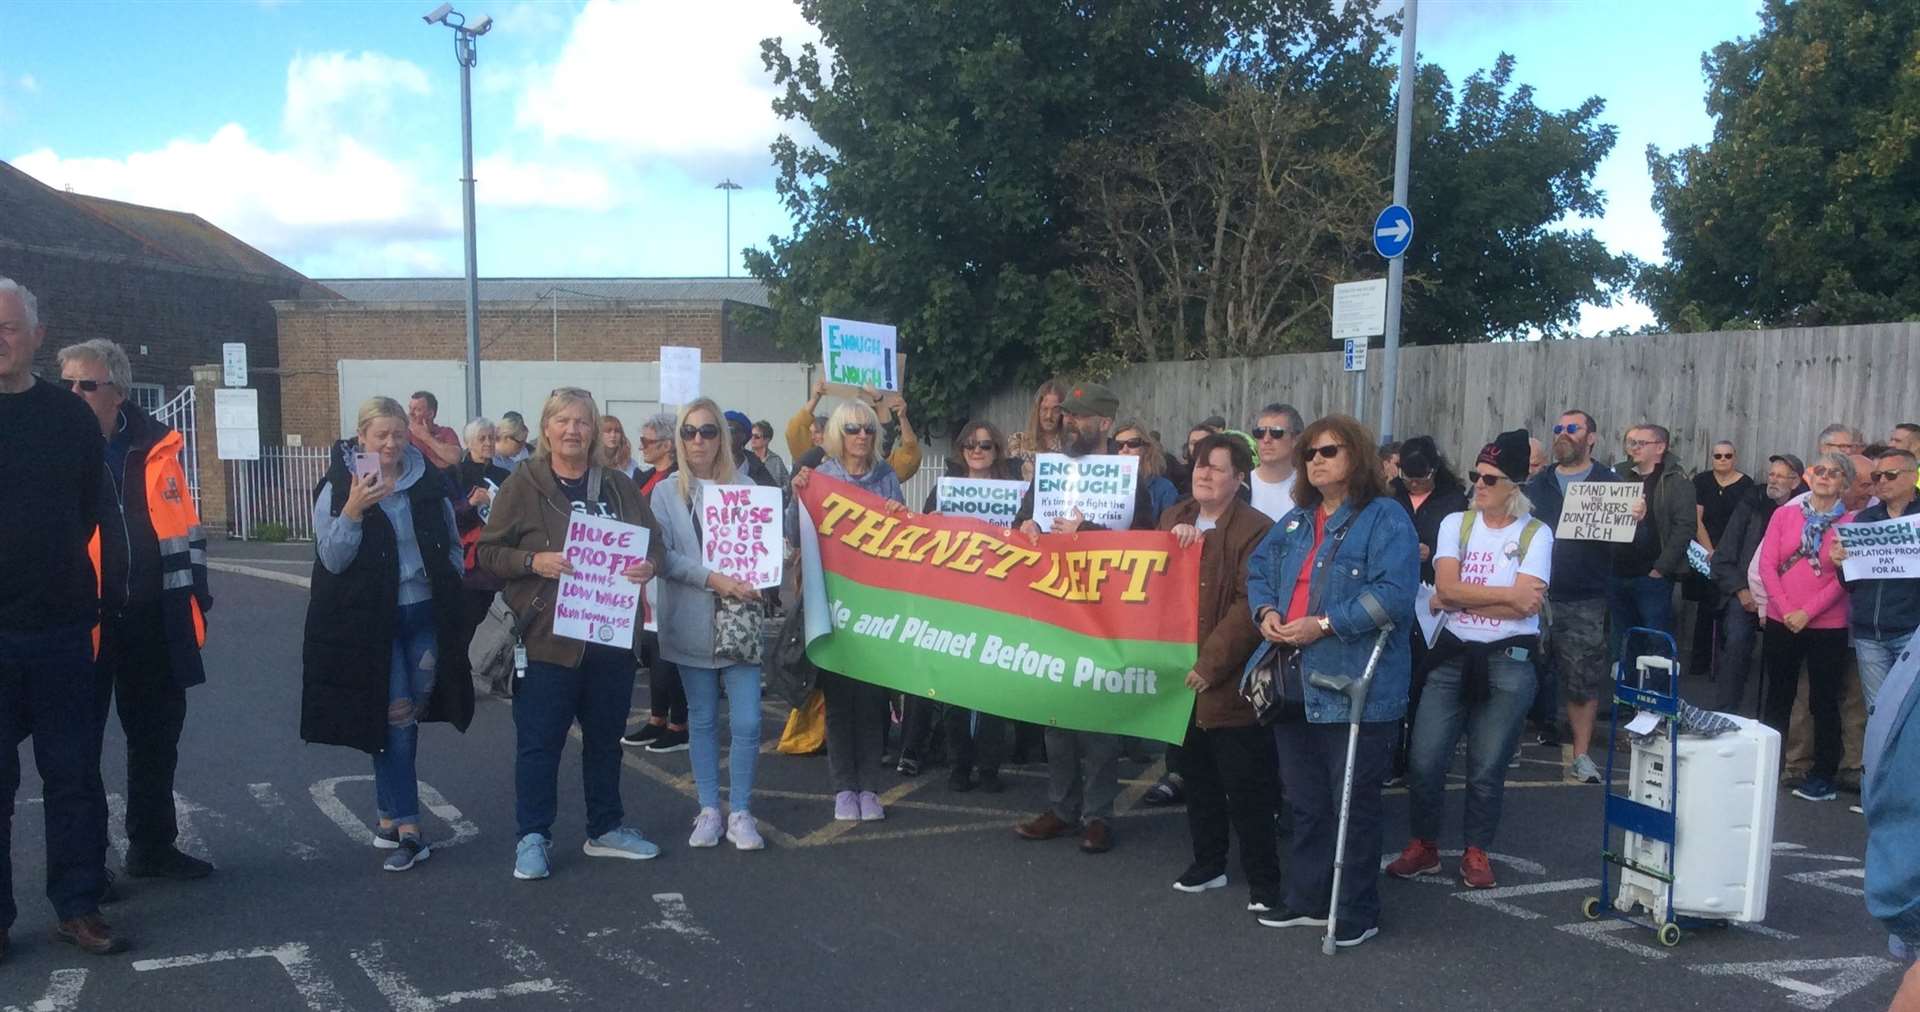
[1306,625,1395,956]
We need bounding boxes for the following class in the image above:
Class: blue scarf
[1799,498,1844,575]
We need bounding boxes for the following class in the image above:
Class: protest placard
[660,346,700,405]
[701,484,784,589]
[936,477,1028,526]
[820,317,899,392]
[1837,513,1920,581]
[1033,453,1139,530]
[1687,540,1712,577]
[1554,481,1640,543]
[553,514,651,649]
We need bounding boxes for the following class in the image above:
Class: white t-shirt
[1249,470,1297,522]
[1434,511,1554,642]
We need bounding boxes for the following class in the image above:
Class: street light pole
[424,3,492,417]
[1380,0,1417,442]
[715,179,742,277]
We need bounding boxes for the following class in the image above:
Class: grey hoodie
[314,443,461,606]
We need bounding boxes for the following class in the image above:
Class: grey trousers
[1046,728,1121,822]
[821,671,889,793]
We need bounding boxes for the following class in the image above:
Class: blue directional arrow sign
[1373,204,1414,259]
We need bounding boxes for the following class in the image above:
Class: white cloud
[474,152,615,210]
[283,51,431,142]
[515,0,817,172]
[18,73,36,93]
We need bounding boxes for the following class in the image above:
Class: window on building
[128,383,164,412]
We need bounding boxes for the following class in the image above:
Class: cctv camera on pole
[422,4,492,416]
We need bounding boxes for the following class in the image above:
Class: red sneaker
[1460,847,1496,889]
[1384,838,1440,879]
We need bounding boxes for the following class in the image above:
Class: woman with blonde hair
[478,387,663,880]
[599,415,639,479]
[649,397,769,850]
[790,399,906,820]
[494,412,532,470]
[303,396,471,873]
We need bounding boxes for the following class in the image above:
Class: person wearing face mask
[1757,452,1857,803]
[1708,454,1807,715]
[304,397,473,873]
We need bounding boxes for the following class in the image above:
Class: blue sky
[0,0,1764,332]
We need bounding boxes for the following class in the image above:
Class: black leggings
[640,632,687,725]
[1759,621,1848,780]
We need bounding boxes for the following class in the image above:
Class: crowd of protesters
[2,273,1915,974]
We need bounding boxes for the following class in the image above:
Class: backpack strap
[1457,510,1478,555]
[1459,510,1545,564]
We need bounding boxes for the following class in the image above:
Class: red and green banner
[796,474,1199,743]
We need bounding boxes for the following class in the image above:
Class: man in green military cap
[1011,380,1156,855]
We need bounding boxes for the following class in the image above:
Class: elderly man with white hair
[0,277,125,956]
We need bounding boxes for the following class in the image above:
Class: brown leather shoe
[53,914,128,955]
[1079,818,1114,853]
[1015,810,1078,841]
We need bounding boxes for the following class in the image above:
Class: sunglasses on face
[1552,423,1583,435]
[962,440,997,452]
[67,379,113,393]
[1712,452,1734,460]
[1252,427,1289,441]
[842,423,877,437]
[638,436,666,448]
[1624,438,1662,450]
[1467,472,1506,487]
[1401,471,1434,483]
[1809,465,1844,480]
[1302,444,1343,461]
[1871,469,1915,482]
[1115,438,1148,450]
[681,424,721,441]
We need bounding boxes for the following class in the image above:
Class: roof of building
[0,160,326,293]
[314,277,771,307]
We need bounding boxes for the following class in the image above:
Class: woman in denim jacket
[1241,414,1417,947]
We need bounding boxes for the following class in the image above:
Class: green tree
[1642,0,1920,328]
[1402,55,1636,343]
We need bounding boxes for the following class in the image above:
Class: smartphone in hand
[353,452,380,482]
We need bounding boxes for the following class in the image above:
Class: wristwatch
[1316,616,1333,636]
[523,553,535,574]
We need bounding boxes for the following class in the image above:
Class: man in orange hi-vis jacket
[59,340,213,888]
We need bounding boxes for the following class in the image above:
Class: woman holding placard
[303,397,471,873]
[477,387,663,881]
[790,400,906,821]
[651,397,772,850]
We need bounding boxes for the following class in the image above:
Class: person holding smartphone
[302,397,473,873]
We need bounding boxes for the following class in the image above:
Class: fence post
[190,364,229,537]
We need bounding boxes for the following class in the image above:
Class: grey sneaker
[688,808,724,848]
[726,811,765,851]
[382,836,430,872]
[1567,754,1602,784]
[583,827,661,861]
[513,833,551,881]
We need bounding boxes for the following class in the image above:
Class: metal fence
[228,446,331,541]
[154,387,200,514]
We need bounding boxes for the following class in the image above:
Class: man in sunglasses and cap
[1523,409,1622,783]
[1013,380,1155,854]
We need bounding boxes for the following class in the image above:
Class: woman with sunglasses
[1386,430,1550,891]
[623,412,691,752]
[1689,441,1755,674]
[907,420,1021,791]
[1244,415,1416,947]
[477,387,665,880]
[650,398,770,850]
[1757,452,1856,803]
[790,400,907,821]
[1113,420,1180,526]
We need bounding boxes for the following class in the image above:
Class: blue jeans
[1856,633,1913,710]
[373,601,438,829]
[0,624,109,928]
[514,645,635,840]
[1407,650,1537,850]
[1608,575,1676,665]
[681,664,762,813]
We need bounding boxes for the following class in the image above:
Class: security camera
[422,3,453,24]
[469,14,493,34]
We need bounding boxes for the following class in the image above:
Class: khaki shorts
[1548,597,1611,704]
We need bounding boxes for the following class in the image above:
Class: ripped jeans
[373,601,439,830]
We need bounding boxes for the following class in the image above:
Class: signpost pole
[1379,0,1418,442]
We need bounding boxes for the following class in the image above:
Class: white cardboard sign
[1554,481,1640,543]
[1033,453,1139,530]
[701,484,784,589]
[553,514,650,649]
[1837,513,1920,581]
[820,317,899,391]
[214,387,260,461]
[936,477,1028,526]
[659,346,701,405]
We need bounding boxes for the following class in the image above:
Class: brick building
[274,278,785,444]
[0,160,334,439]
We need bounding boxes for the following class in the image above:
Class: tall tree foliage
[1643,0,1920,329]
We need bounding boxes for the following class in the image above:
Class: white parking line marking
[1692,957,1903,1011]
[133,942,349,1012]
[352,938,569,1011]
[1452,878,1601,921]
[309,776,479,850]
[1785,867,1866,898]
[1378,850,1548,877]
[1555,919,1672,960]
[641,893,715,942]
[1,969,88,1012]
[248,782,323,860]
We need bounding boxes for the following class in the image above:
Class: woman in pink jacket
[1756,451,1854,803]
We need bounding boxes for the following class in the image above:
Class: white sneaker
[1567,754,1602,784]
[726,811,765,851]
[688,807,725,848]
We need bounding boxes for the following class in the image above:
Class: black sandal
[1141,773,1185,807]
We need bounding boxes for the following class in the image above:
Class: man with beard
[1012,382,1154,854]
[1523,410,1621,783]
[1709,454,1805,714]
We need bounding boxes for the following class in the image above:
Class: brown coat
[1159,495,1272,729]
[475,457,662,669]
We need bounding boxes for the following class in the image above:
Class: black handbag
[765,600,819,709]
[1243,645,1306,725]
